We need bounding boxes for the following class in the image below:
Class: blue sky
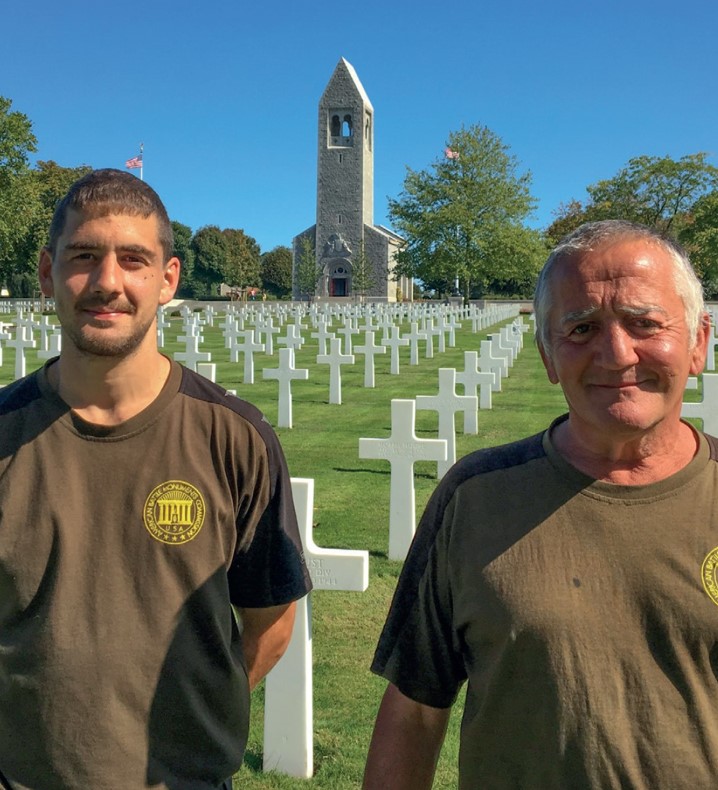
[3,0,716,253]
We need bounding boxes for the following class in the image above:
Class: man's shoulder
[175,364,281,452]
[443,429,549,493]
[0,370,43,417]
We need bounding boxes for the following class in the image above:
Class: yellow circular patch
[144,480,206,545]
[701,546,718,607]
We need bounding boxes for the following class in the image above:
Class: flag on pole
[125,154,143,169]
[444,147,460,160]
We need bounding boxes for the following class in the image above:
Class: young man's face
[540,238,709,443]
[39,209,179,359]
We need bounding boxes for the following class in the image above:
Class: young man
[0,169,311,789]
[365,220,718,789]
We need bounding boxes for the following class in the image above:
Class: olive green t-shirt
[0,360,311,789]
[373,417,718,789]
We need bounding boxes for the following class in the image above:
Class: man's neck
[553,417,700,485]
[48,349,172,426]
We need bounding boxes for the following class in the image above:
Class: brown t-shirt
[373,417,718,789]
[0,360,311,789]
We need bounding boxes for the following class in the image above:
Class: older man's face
[540,239,708,444]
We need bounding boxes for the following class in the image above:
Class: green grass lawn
[0,309,704,789]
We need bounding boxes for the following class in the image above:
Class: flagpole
[139,142,144,181]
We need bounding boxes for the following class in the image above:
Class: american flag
[125,155,143,169]
[444,147,460,160]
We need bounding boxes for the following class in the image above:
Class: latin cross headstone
[36,329,62,361]
[6,324,36,380]
[479,339,506,388]
[455,350,495,432]
[263,478,368,777]
[416,368,478,479]
[156,307,171,349]
[173,333,211,372]
[277,324,305,353]
[682,373,718,434]
[381,326,409,375]
[258,317,280,356]
[262,348,309,428]
[359,399,447,560]
[337,319,359,355]
[311,319,335,356]
[230,330,265,384]
[196,362,217,383]
[354,330,387,388]
[405,322,428,366]
[316,337,354,404]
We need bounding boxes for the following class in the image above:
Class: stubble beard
[64,308,156,359]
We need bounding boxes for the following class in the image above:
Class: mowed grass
[0,309,704,788]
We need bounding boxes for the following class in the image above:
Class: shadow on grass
[333,466,389,476]
[242,747,263,773]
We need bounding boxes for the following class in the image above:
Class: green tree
[6,161,91,296]
[547,154,718,242]
[191,225,227,296]
[261,245,292,298]
[172,221,200,297]
[222,228,261,289]
[351,240,377,302]
[680,191,718,297]
[294,234,319,301]
[0,96,38,290]
[388,124,538,300]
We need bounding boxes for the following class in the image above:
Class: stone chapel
[292,58,410,302]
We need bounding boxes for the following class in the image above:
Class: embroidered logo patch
[701,546,718,607]
[144,480,205,545]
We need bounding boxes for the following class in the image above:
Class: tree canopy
[261,246,292,298]
[388,124,545,299]
[546,153,718,242]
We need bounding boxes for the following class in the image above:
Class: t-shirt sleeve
[371,475,467,708]
[227,418,312,608]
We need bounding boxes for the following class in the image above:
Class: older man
[0,170,311,789]
[364,220,716,789]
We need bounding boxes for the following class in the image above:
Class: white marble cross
[354,330,387,388]
[479,339,507,388]
[424,318,442,359]
[173,333,211,372]
[156,307,171,349]
[336,319,359,355]
[682,373,718,435]
[416,368,478,479]
[359,399,447,560]
[6,324,36,380]
[277,324,305,353]
[263,477,368,778]
[316,337,354,404]
[36,329,62,361]
[405,321,428,366]
[455,350,495,431]
[230,330,265,384]
[381,325,410,375]
[262,348,309,428]
[258,317,280,356]
[310,319,335,356]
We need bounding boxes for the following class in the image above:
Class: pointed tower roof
[320,57,374,111]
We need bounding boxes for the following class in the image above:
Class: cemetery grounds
[0,309,705,789]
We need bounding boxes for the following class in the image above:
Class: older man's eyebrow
[559,304,667,326]
[559,307,599,326]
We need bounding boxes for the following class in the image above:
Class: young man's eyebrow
[62,240,156,257]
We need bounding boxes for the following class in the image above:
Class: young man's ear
[38,248,55,298]
[159,257,181,306]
